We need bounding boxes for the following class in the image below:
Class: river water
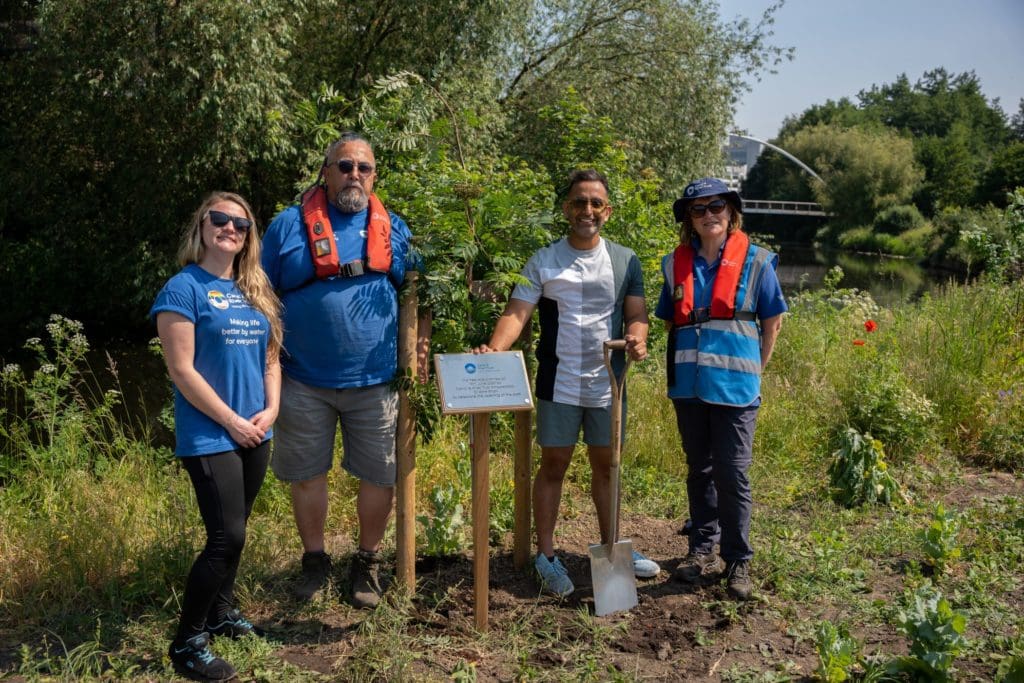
[775,244,963,308]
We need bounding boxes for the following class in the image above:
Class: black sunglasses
[688,199,729,217]
[333,159,376,175]
[206,210,252,232]
[570,197,608,211]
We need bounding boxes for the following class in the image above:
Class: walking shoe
[168,632,236,682]
[725,560,753,601]
[293,550,331,601]
[632,550,661,578]
[349,548,385,609]
[534,553,574,597]
[673,551,724,583]
[207,608,265,639]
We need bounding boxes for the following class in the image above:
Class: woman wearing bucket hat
[654,177,787,600]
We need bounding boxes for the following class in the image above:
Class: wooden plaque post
[395,271,418,591]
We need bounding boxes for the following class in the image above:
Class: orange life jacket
[301,185,393,279]
[672,230,751,325]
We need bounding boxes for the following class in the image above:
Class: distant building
[723,135,766,190]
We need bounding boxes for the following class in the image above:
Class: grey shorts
[271,374,398,487]
[535,399,626,448]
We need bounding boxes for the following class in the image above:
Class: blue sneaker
[632,550,661,578]
[534,553,574,597]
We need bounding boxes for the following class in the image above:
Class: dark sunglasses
[206,210,252,232]
[333,159,375,175]
[688,199,729,217]
[570,197,608,211]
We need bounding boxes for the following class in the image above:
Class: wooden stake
[395,271,418,591]
[470,412,490,631]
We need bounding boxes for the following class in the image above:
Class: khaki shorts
[271,374,398,487]
[535,399,626,448]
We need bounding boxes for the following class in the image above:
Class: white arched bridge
[729,133,830,217]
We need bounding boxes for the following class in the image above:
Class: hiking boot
[534,553,574,597]
[673,551,724,583]
[293,550,331,601]
[207,608,265,639]
[632,550,661,578]
[349,548,385,609]
[168,632,236,682]
[725,560,753,601]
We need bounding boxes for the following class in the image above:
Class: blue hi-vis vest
[662,243,777,406]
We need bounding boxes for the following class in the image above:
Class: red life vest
[301,185,393,279]
[672,230,750,325]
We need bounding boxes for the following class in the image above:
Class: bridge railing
[743,200,828,216]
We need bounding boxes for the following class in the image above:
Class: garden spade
[589,339,638,617]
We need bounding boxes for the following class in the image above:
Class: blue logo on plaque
[464,363,477,374]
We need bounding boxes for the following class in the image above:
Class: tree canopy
[749,69,1019,218]
[0,0,788,353]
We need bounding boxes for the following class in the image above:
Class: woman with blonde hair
[151,191,282,681]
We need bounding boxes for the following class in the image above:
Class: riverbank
[1,278,1021,680]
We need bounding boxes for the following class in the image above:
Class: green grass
[1,278,1022,680]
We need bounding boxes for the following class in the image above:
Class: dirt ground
[1,469,1017,681]
[271,512,807,681]
[264,468,1022,681]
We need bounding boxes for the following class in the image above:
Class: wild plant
[959,188,1024,283]
[838,329,936,461]
[814,620,859,683]
[417,480,467,557]
[488,475,515,545]
[827,428,905,507]
[417,447,471,557]
[887,581,967,681]
[0,315,140,480]
[919,503,961,574]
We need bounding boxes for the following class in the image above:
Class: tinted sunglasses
[688,199,729,217]
[333,159,376,175]
[206,210,252,232]
[570,197,608,211]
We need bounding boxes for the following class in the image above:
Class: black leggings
[175,442,270,642]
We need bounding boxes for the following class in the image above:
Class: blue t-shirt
[260,203,414,388]
[150,264,272,456]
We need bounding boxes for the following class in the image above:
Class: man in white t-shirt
[474,169,660,597]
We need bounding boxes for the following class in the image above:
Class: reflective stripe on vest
[301,186,393,279]
[662,243,775,406]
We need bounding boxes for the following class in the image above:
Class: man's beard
[334,185,369,213]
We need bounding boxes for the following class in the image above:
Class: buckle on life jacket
[338,259,365,278]
[687,307,711,325]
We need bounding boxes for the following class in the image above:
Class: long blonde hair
[178,191,283,355]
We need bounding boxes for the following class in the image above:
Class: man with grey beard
[261,132,429,608]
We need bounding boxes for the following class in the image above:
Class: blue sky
[717,0,1024,140]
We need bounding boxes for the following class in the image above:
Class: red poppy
[864,319,877,333]
[852,339,866,346]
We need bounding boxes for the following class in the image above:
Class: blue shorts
[535,399,626,448]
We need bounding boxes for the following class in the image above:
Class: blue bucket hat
[672,177,742,223]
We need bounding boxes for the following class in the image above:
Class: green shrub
[417,482,467,557]
[815,621,860,683]
[888,581,967,681]
[919,503,961,574]
[827,428,904,507]
[874,204,926,235]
